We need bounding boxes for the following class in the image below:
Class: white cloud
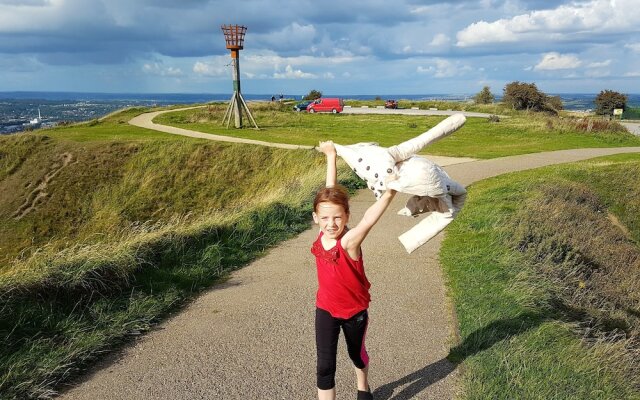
[457,20,514,46]
[587,59,611,68]
[410,5,435,14]
[273,64,317,79]
[456,0,640,47]
[533,52,581,70]
[625,43,640,52]
[624,71,640,77]
[417,59,466,78]
[417,65,434,74]
[142,62,183,76]
[244,52,361,68]
[584,69,610,78]
[193,61,226,77]
[429,33,450,46]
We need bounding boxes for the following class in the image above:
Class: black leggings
[315,307,370,390]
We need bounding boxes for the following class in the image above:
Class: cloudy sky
[1,0,639,95]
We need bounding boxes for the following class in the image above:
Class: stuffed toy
[333,114,467,253]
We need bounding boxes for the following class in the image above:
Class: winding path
[61,112,640,399]
[129,107,315,150]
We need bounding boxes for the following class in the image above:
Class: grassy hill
[0,108,365,398]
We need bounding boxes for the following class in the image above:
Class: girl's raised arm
[342,189,396,259]
[318,141,337,188]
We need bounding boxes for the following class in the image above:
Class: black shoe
[357,389,373,400]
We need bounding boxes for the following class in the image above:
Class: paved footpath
[129,107,314,150]
[60,113,640,399]
[621,121,640,136]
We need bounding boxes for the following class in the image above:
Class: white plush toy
[333,113,467,253]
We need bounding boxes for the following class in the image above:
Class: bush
[474,86,495,104]
[488,114,500,123]
[503,81,563,114]
[595,90,628,116]
[503,81,548,111]
[303,89,322,101]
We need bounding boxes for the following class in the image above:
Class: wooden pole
[231,50,242,128]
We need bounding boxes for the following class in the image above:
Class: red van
[307,98,344,113]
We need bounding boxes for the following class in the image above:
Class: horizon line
[2,90,639,96]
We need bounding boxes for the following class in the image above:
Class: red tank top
[311,232,371,319]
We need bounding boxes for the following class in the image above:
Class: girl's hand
[318,141,336,156]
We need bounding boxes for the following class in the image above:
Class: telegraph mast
[220,24,258,129]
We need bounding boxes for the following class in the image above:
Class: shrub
[503,81,546,111]
[488,114,500,123]
[474,86,495,104]
[503,81,564,114]
[303,89,322,101]
[595,90,628,116]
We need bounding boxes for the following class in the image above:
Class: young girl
[312,141,397,400]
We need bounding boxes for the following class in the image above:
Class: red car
[385,99,398,109]
[307,98,344,113]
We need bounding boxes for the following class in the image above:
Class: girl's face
[313,201,349,240]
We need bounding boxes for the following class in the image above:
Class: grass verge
[442,153,640,399]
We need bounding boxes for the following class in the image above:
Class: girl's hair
[314,185,350,214]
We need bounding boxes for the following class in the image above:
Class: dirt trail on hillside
[13,152,74,219]
[60,142,640,399]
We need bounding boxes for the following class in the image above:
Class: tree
[303,89,323,101]
[474,86,495,104]
[503,81,546,111]
[595,90,627,115]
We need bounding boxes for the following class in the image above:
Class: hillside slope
[0,112,348,398]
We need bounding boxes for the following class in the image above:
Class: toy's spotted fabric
[332,113,468,253]
[336,142,397,199]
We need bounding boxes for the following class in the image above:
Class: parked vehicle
[293,101,312,112]
[385,99,398,109]
[307,98,344,113]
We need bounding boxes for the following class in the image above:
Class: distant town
[0,99,162,134]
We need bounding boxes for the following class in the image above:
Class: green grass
[0,115,366,398]
[2,104,639,398]
[153,102,640,159]
[442,153,640,399]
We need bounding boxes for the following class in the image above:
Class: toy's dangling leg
[398,212,453,253]
[387,114,466,162]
